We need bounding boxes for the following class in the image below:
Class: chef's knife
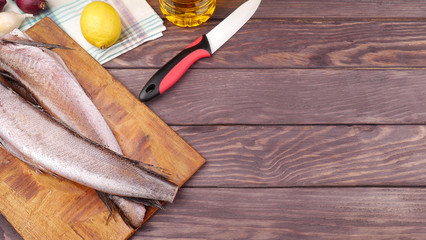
[139,0,262,101]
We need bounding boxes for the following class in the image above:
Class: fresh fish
[0,29,151,227]
[0,29,150,227]
[0,82,178,202]
[0,30,176,226]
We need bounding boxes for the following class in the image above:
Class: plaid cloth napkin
[5,0,166,64]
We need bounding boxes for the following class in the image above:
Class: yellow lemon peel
[80,1,121,49]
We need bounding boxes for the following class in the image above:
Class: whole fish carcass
[0,29,149,227]
[0,83,178,203]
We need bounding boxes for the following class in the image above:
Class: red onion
[15,0,47,14]
[0,0,6,12]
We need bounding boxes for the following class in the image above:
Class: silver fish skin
[0,83,178,202]
[0,29,149,227]
[0,29,121,154]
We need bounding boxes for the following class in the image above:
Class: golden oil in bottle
[159,0,216,27]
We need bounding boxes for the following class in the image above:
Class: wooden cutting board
[0,18,205,240]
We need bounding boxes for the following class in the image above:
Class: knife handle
[139,34,212,101]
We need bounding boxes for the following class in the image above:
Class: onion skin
[16,0,47,14]
[0,0,6,12]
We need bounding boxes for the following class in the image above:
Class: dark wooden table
[5,0,426,239]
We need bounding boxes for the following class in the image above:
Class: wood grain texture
[147,0,426,19]
[106,20,426,69]
[110,69,426,125]
[130,188,426,240]
[172,125,426,187]
[0,18,204,240]
[0,153,132,240]
[3,0,426,239]
[4,125,426,239]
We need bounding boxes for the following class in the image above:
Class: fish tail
[126,157,173,182]
[96,191,115,223]
[123,197,163,209]
[97,191,153,228]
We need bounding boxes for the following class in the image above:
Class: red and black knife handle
[139,35,212,101]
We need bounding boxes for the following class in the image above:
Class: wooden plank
[106,20,426,69]
[111,69,426,125]
[5,187,426,239]
[0,18,204,240]
[147,0,426,19]
[132,188,426,239]
[171,125,426,187]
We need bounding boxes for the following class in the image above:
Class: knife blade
[139,0,262,101]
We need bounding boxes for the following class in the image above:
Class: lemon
[80,1,121,49]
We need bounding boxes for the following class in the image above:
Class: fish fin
[123,197,163,209]
[29,166,45,175]
[0,71,14,80]
[46,171,70,181]
[114,207,135,228]
[30,166,59,178]
[96,191,115,223]
[1,39,73,50]
[0,71,40,106]
[126,159,172,182]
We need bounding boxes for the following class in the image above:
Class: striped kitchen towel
[5,0,166,64]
